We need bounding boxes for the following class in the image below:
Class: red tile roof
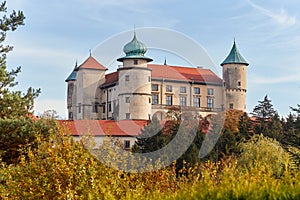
[101,64,222,86]
[102,71,118,86]
[58,120,148,137]
[149,64,222,84]
[76,56,107,71]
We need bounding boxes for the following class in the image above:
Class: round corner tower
[221,41,249,112]
[117,32,153,120]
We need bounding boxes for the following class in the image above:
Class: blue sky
[5,0,300,118]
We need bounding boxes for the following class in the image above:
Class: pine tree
[0,2,54,164]
[0,1,40,119]
[251,95,276,134]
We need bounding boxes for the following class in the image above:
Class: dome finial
[164,57,167,65]
[89,49,92,57]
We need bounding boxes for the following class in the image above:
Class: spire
[221,40,249,66]
[89,49,92,57]
[65,61,78,82]
[164,57,167,65]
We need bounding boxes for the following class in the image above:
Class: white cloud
[247,0,297,27]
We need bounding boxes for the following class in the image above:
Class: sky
[5,0,300,118]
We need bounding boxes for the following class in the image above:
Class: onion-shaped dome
[117,32,153,62]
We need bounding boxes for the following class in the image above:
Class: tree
[251,95,276,135]
[39,109,59,119]
[0,1,40,119]
[0,1,53,164]
[251,95,276,120]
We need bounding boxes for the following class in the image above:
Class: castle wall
[118,66,152,120]
[222,63,247,111]
[76,69,106,119]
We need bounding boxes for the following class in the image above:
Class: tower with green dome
[221,41,249,111]
[117,32,153,120]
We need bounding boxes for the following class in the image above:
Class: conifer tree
[0,2,54,164]
[0,1,40,118]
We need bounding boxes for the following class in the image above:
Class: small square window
[126,113,131,119]
[125,97,130,103]
[166,85,172,92]
[194,87,200,94]
[125,75,129,81]
[134,60,138,65]
[208,88,214,95]
[180,86,186,93]
[152,84,158,91]
[229,103,234,109]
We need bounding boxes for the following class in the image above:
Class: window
[69,112,73,120]
[180,86,186,93]
[166,85,172,92]
[124,140,130,149]
[126,113,131,119]
[194,87,200,94]
[108,102,112,112]
[134,60,138,65]
[238,81,241,87]
[180,96,186,106]
[208,88,214,95]
[92,103,98,113]
[193,97,200,107]
[125,75,129,81]
[152,84,158,91]
[78,103,81,113]
[207,98,214,108]
[229,103,234,109]
[152,94,159,105]
[125,97,130,103]
[148,76,151,82]
[166,95,173,106]
[103,105,106,113]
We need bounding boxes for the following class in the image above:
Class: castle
[65,33,249,121]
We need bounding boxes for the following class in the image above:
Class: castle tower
[66,54,107,120]
[117,32,153,120]
[221,41,249,111]
[65,62,78,120]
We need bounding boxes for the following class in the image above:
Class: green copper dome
[117,32,153,62]
[221,41,249,66]
[65,62,77,82]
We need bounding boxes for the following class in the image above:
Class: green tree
[251,95,276,135]
[0,1,40,118]
[0,1,53,164]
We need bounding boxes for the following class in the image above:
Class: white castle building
[65,33,249,121]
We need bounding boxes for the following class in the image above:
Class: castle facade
[65,33,249,121]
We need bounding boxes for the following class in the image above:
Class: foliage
[0,1,40,119]
[0,117,57,164]
[238,134,292,176]
[0,129,300,199]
